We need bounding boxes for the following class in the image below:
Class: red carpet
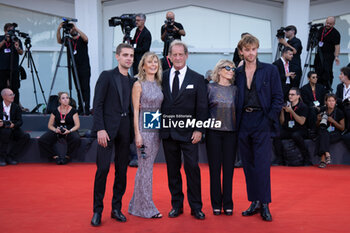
[1,163,350,233]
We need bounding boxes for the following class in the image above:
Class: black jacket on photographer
[287,37,302,85]
[0,35,23,104]
[131,26,151,75]
[0,101,30,160]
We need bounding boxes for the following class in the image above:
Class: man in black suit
[273,47,297,100]
[131,13,151,76]
[160,40,207,220]
[0,88,30,166]
[91,43,135,226]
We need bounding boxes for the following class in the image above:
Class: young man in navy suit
[160,40,208,220]
[91,43,135,226]
[235,35,283,221]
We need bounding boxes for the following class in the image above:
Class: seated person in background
[273,87,312,166]
[38,92,81,165]
[0,88,30,166]
[335,67,350,151]
[273,47,297,101]
[316,93,345,168]
[300,71,327,134]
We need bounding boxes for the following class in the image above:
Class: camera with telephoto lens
[319,111,328,129]
[6,23,19,42]
[2,120,11,128]
[59,125,67,134]
[276,27,285,39]
[164,18,175,32]
[109,14,136,31]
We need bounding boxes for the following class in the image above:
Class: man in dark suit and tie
[235,35,283,221]
[160,40,208,220]
[273,47,297,100]
[0,88,30,166]
[91,43,136,226]
[131,13,152,76]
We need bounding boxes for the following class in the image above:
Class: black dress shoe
[91,213,101,226]
[242,201,261,216]
[191,209,205,220]
[213,209,221,215]
[111,209,126,222]
[260,204,272,221]
[6,156,18,165]
[168,208,183,218]
[224,209,233,216]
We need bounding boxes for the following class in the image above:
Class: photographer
[0,88,30,166]
[314,16,341,91]
[300,71,327,133]
[38,91,81,165]
[0,23,23,105]
[131,14,151,76]
[161,11,185,56]
[278,25,302,86]
[273,47,297,100]
[316,93,345,168]
[57,22,91,115]
[335,67,350,151]
[273,87,312,166]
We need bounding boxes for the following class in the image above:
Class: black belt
[244,107,262,112]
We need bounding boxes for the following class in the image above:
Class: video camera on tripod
[6,23,29,43]
[61,18,78,38]
[306,22,323,51]
[276,27,286,39]
[108,14,136,44]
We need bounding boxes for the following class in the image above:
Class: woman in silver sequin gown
[128,52,164,218]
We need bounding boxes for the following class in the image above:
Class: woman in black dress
[316,93,345,168]
[38,92,81,164]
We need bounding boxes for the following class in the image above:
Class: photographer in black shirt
[0,23,23,105]
[161,11,185,56]
[278,25,302,87]
[57,22,91,115]
[314,16,341,91]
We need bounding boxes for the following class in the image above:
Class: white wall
[102,0,283,69]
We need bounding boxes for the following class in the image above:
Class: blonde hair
[211,59,235,84]
[237,34,260,52]
[137,52,162,85]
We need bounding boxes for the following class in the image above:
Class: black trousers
[314,53,335,90]
[0,127,30,157]
[73,66,90,113]
[316,128,342,156]
[38,130,81,158]
[162,137,202,211]
[273,128,310,162]
[342,132,350,152]
[0,69,20,104]
[206,129,236,210]
[93,117,130,213]
[238,111,272,204]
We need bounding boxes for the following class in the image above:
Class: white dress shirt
[281,57,290,84]
[169,66,187,92]
[2,101,11,121]
[343,83,350,100]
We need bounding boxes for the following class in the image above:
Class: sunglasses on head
[222,66,236,72]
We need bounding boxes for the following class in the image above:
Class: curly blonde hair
[211,59,235,84]
[137,52,162,85]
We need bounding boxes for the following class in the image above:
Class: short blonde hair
[137,52,162,85]
[211,59,235,84]
[237,34,260,52]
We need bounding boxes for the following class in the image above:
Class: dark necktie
[172,70,180,99]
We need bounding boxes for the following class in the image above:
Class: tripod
[274,42,283,61]
[48,30,85,115]
[19,37,47,112]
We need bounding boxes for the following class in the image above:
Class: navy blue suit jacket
[235,60,284,136]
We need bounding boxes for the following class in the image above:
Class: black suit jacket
[132,27,152,65]
[160,67,208,142]
[300,83,327,107]
[0,102,23,129]
[92,67,136,140]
